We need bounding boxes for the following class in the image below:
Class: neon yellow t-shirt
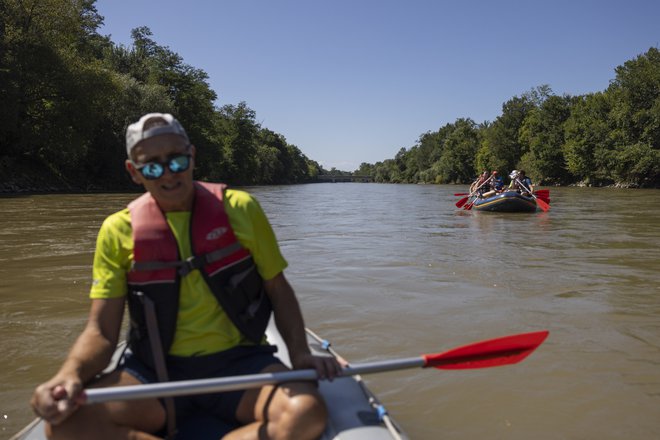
[90,189,287,356]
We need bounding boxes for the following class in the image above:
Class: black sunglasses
[133,152,192,180]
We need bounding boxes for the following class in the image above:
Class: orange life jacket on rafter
[126,181,271,369]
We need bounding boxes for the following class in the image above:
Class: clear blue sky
[95,0,659,171]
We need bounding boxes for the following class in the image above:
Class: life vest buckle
[177,255,206,277]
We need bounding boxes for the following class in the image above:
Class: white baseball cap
[125,113,189,157]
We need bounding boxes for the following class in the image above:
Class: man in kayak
[31,113,342,440]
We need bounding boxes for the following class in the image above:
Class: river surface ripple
[1,184,659,439]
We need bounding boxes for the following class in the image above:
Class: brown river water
[1,184,659,439]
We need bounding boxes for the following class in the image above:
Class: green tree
[477,93,536,174]
[216,102,260,185]
[611,142,660,186]
[285,144,312,183]
[1,0,122,186]
[518,94,574,184]
[606,47,660,186]
[563,92,614,185]
[355,162,375,176]
[435,118,480,183]
[256,129,287,184]
[608,47,660,147]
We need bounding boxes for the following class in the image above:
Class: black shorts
[119,344,284,436]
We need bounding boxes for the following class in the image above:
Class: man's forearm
[266,274,311,360]
[57,325,117,383]
[274,297,311,359]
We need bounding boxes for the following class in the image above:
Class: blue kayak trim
[471,191,537,212]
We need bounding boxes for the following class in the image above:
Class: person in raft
[470,170,491,195]
[508,170,534,195]
[481,170,505,198]
[30,112,342,440]
[517,170,534,195]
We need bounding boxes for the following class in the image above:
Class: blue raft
[471,190,537,212]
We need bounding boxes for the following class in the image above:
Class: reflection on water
[2,185,660,439]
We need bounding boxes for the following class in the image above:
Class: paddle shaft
[515,177,533,194]
[515,178,549,211]
[457,176,492,208]
[471,176,493,196]
[84,358,424,404]
[83,329,548,404]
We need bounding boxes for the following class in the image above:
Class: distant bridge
[317,174,373,183]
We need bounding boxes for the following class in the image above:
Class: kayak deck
[270,321,407,440]
[11,320,407,440]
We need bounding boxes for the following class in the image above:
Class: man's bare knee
[273,390,327,440]
[46,407,162,440]
[296,393,327,432]
[45,371,165,440]
[45,405,107,440]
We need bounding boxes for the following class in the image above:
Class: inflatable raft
[471,190,538,212]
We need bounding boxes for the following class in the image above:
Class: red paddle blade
[535,197,550,212]
[454,193,470,196]
[534,190,550,196]
[423,330,549,370]
[455,196,469,208]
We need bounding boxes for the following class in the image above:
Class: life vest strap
[138,292,177,439]
[131,242,244,276]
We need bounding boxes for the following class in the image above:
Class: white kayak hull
[268,321,407,440]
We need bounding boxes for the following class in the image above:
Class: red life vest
[126,181,271,368]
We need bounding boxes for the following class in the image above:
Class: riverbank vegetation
[1,1,324,192]
[2,2,658,191]
[357,48,660,188]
